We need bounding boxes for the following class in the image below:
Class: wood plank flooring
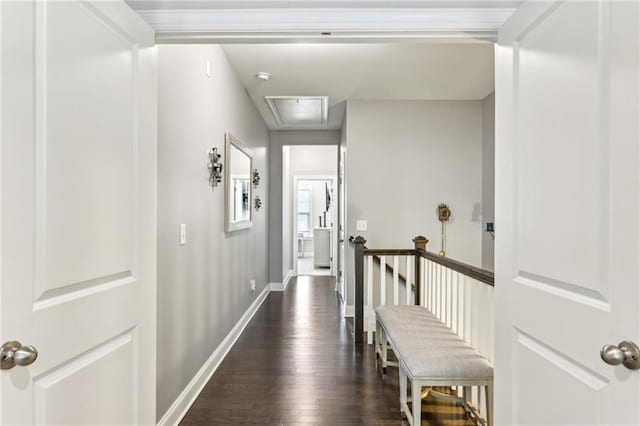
[180,276,475,426]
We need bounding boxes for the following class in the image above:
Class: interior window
[298,188,311,233]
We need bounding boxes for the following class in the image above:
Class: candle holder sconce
[207,147,223,188]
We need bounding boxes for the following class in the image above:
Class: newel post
[353,236,366,344]
[413,236,428,306]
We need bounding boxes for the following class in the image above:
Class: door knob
[601,340,640,370]
[0,341,38,370]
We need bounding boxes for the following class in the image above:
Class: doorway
[283,145,338,278]
[294,177,336,276]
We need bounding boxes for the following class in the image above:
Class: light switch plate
[250,279,256,291]
[179,224,186,245]
[356,220,368,231]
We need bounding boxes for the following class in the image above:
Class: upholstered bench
[375,305,493,426]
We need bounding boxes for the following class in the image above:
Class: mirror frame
[224,133,253,232]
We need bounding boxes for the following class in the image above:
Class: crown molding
[133,7,516,43]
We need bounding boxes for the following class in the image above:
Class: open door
[496,1,639,424]
[1,1,157,424]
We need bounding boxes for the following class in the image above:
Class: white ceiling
[222,43,495,130]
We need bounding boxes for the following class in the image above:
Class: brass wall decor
[252,169,261,187]
[437,203,451,257]
[438,204,451,222]
[254,196,263,211]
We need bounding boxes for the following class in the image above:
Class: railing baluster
[447,268,453,328]
[425,260,431,310]
[489,284,495,364]
[442,265,447,324]
[452,270,458,335]
[380,255,386,307]
[367,255,374,345]
[465,275,471,344]
[393,256,399,306]
[438,264,443,321]
[434,264,439,318]
[420,257,426,307]
[406,256,412,305]
[430,260,435,313]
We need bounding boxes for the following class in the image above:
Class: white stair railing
[351,235,495,419]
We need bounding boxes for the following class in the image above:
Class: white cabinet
[313,228,332,268]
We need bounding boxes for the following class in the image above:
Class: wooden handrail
[418,249,494,286]
[351,235,494,287]
[364,248,416,256]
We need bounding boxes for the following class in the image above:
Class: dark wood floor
[180,276,474,425]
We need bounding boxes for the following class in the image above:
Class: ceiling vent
[264,96,329,127]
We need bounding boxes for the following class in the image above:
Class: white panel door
[1,1,156,424]
[496,1,639,424]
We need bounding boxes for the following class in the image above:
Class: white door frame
[292,175,338,277]
[131,6,516,44]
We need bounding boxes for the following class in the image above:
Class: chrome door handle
[601,340,640,370]
[0,341,38,370]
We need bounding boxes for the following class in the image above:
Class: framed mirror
[225,133,253,232]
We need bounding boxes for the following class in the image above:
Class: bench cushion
[375,305,493,380]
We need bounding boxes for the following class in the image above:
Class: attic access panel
[265,96,329,127]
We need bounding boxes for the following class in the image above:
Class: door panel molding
[511,0,611,304]
[33,0,140,303]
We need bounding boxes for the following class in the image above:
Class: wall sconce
[437,203,451,257]
[252,169,261,187]
[254,196,263,211]
[207,147,223,188]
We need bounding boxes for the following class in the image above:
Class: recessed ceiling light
[255,72,271,81]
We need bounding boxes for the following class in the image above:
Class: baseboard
[270,269,293,292]
[344,304,354,318]
[157,284,270,426]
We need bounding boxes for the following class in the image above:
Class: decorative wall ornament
[207,147,223,188]
[437,203,451,257]
[254,196,263,211]
[252,169,261,187]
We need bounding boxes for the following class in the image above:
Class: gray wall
[481,92,495,271]
[268,131,340,283]
[345,100,484,304]
[156,45,270,420]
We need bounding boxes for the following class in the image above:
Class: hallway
[180,276,473,425]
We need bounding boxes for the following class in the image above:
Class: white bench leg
[412,381,422,426]
[399,369,407,417]
[463,386,471,414]
[375,322,380,364]
[486,381,493,426]
[381,328,388,374]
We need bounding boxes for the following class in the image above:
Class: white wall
[345,100,484,304]
[338,119,348,297]
[481,92,495,271]
[268,131,339,283]
[156,45,269,420]
[282,146,292,277]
